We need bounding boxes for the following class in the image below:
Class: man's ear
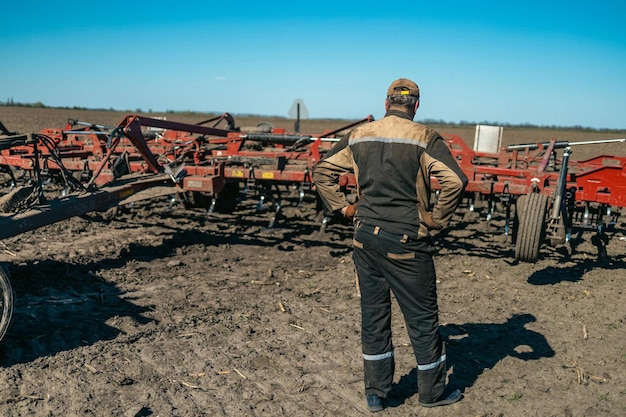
[414,100,420,112]
[385,99,389,111]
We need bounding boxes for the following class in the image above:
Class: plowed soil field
[0,107,624,416]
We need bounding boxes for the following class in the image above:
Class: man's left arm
[424,137,468,227]
[426,137,468,189]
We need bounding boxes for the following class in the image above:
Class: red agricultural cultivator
[0,114,624,342]
[0,114,370,341]
[0,113,371,235]
[441,133,625,263]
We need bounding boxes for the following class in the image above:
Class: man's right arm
[312,136,355,214]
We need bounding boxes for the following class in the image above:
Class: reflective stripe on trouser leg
[360,291,394,397]
[416,347,447,403]
[363,351,395,398]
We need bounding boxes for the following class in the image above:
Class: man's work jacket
[313,111,468,240]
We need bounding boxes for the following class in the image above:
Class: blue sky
[2,1,625,129]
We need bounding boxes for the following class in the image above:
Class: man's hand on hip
[341,204,357,219]
[421,211,443,230]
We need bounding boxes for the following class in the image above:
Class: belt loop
[373,226,381,235]
[400,234,409,243]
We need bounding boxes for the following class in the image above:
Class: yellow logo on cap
[401,91,410,95]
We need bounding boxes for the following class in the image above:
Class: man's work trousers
[352,222,447,403]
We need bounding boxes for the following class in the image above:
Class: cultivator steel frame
[0,114,624,258]
[0,113,624,342]
[441,134,625,263]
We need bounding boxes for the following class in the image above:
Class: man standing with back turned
[313,78,468,412]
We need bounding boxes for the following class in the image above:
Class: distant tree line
[1,98,158,114]
[2,99,623,133]
[2,98,49,108]
[418,118,622,133]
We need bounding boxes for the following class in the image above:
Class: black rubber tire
[0,263,14,343]
[515,193,548,263]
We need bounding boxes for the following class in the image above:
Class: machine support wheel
[0,263,14,343]
[515,193,548,263]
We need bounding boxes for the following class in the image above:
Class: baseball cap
[387,78,420,98]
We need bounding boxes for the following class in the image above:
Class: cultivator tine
[583,203,590,227]
[298,186,306,206]
[500,188,511,236]
[244,177,254,195]
[207,198,216,214]
[168,194,177,210]
[320,212,330,232]
[296,169,313,207]
[486,195,495,221]
[255,194,266,211]
[267,200,282,229]
[591,223,610,263]
[254,184,283,228]
[468,193,476,212]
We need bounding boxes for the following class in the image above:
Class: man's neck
[384,109,414,120]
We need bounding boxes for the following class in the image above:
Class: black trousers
[352,222,447,403]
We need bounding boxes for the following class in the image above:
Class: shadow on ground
[386,313,555,407]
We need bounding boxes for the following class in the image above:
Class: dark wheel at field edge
[0,263,13,343]
[515,193,548,263]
